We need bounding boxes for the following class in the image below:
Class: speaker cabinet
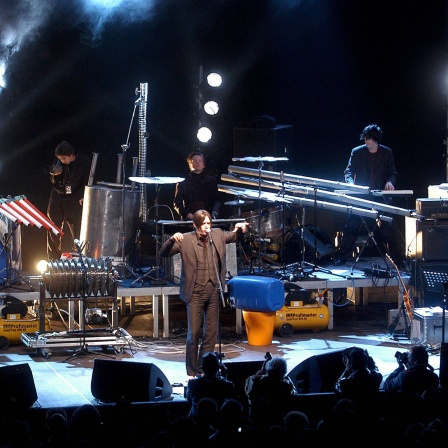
[233,125,293,159]
[288,349,350,393]
[405,216,448,261]
[0,363,38,410]
[91,359,172,402]
[224,360,264,405]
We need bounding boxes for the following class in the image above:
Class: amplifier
[416,198,448,219]
[405,216,448,261]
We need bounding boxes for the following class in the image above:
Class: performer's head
[55,141,76,164]
[360,124,382,143]
[187,150,205,173]
[193,209,212,235]
[55,141,75,156]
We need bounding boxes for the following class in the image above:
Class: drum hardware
[349,216,391,274]
[224,198,254,219]
[129,177,183,286]
[248,157,288,273]
[115,97,140,280]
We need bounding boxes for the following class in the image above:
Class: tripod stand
[283,188,336,281]
[131,181,166,285]
[350,216,391,273]
[129,176,184,285]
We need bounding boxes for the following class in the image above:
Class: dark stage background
[0,0,447,271]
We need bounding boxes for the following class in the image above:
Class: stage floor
[0,256,442,411]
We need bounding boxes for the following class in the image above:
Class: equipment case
[411,307,448,345]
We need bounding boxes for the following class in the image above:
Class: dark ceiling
[0,0,447,270]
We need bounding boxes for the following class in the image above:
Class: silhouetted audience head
[265,357,287,378]
[202,351,220,376]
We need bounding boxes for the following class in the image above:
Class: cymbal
[129,176,184,184]
[232,156,289,162]
[224,199,254,206]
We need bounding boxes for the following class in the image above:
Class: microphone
[205,229,212,243]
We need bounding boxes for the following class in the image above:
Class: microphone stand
[207,229,226,366]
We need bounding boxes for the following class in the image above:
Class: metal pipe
[131,157,139,191]
[87,152,99,186]
[116,154,123,184]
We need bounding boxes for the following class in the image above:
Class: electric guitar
[386,254,413,338]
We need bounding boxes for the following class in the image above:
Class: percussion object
[224,199,254,206]
[232,156,289,163]
[80,186,140,259]
[129,176,184,184]
[241,206,287,238]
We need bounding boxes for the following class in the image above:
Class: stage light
[197,126,212,143]
[206,72,222,88]
[203,100,219,116]
[196,65,223,144]
[36,259,48,274]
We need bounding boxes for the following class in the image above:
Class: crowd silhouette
[1,348,447,447]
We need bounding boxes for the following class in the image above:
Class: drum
[241,206,287,238]
[80,186,140,261]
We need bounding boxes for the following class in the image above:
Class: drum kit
[224,156,312,275]
[129,161,301,278]
[129,176,184,284]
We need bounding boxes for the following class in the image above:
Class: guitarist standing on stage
[334,124,403,267]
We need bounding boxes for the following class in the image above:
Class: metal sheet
[80,186,140,260]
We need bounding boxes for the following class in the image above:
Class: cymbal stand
[117,102,139,280]
[293,188,334,280]
[350,216,390,273]
[131,183,166,285]
[278,172,288,272]
[252,159,265,274]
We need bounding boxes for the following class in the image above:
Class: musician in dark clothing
[47,141,91,259]
[334,124,402,266]
[159,210,248,377]
[174,151,221,220]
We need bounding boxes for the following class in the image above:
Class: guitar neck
[386,254,413,323]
